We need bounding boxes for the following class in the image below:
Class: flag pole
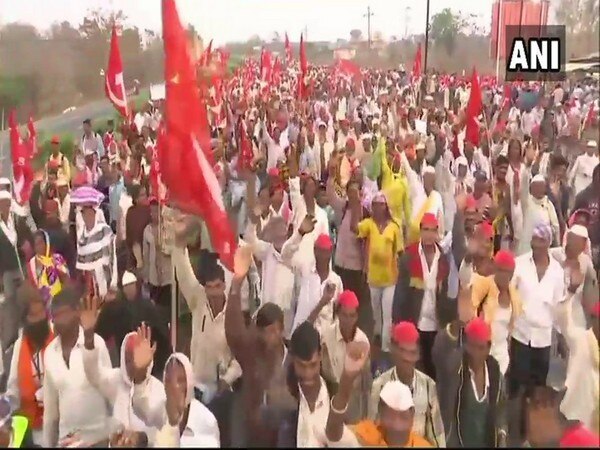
[495,0,504,82]
[423,0,431,74]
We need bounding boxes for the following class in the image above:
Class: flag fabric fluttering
[105,25,129,118]
[8,111,34,205]
[411,43,422,83]
[160,0,236,269]
[297,34,308,100]
[260,47,273,85]
[26,116,37,159]
[284,32,292,63]
[272,56,282,86]
[465,67,483,147]
[198,38,213,66]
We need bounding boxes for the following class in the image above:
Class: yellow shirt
[357,218,402,287]
[379,144,411,236]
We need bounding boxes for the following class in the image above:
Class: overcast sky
[3,0,494,44]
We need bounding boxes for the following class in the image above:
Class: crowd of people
[0,60,599,448]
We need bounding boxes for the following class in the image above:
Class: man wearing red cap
[282,219,343,333]
[393,212,452,380]
[469,249,522,376]
[524,385,600,447]
[45,135,70,182]
[306,289,371,423]
[369,322,445,446]
[432,317,507,447]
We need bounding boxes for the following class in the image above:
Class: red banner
[490,0,550,60]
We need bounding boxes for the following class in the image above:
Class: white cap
[586,140,598,148]
[0,177,10,186]
[0,190,11,201]
[530,174,546,184]
[122,271,137,287]
[316,120,327,128]
[379,380,414,411]
[569,224,589,239]
[360,133,373,140]
[424,95,434,101]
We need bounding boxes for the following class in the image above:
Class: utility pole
[364,6,374,49]
[404,6,411,40]
[423,0,431,73]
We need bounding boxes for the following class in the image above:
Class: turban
[314,233,333,251]
[379,381,414,412]
[494,250,516,271]
[392,322,419,345]
[532,223,553,242]
[337,290,359,309]
[464,317,492,343]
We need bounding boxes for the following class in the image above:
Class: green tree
[429,8,467,55]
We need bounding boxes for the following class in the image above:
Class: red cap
[43,199,58,214]
[51,135,60,145]
[420,213,438,228]
[494,250,516,271]
[560,423,600,448]
[465,194,477,210]
[314,233,333,251]
[268,167,280,177]
[337,290,359,309]
[464,317,492,343]
[590,301,600,318]
[477,221,494,239]
[346,138,355,150]
[392,322,419,345]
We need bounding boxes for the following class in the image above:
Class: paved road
[0,98,115,177]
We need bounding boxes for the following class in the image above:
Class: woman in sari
[27,230,69,306]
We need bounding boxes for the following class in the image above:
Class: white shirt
[491,304,512,376]
[172,247,242,396]
[42,328,111,447]
[153,399,220,448]
[297,378,330,447]
[469,362,490,402]
[244,222,295,311]
[512,252,565,348]
[263,122,286,169]
[282,231,343,333]
[569,153,599,196]
[319,321,369,383]
[417,243,440,332]
[288,177,330,268]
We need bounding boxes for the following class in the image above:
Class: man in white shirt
[81,119,105,158]
[569,140,599,197]
[509,223,565,399]
[43,286,111,447]
[282,228,343,334]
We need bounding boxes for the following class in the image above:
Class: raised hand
[298,214,317,236]
[233,245,253,281]
[342,341,370,381]
[132,323,156,383]
[321,282,337,305]
[80,295,99,338]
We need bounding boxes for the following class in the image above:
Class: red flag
[260,47,273,84]
[465,68,483,147]
[412,43,422,83]
[198,38,213,66]
[284,32,292,63]
[236,118,254,171]
[297,34,308,99]
[337,59,362,81]
[105,25,129,118]
[272,56,282,86]
[8,111,34,205]
[26,116,37,158]
[161,0,236,269]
